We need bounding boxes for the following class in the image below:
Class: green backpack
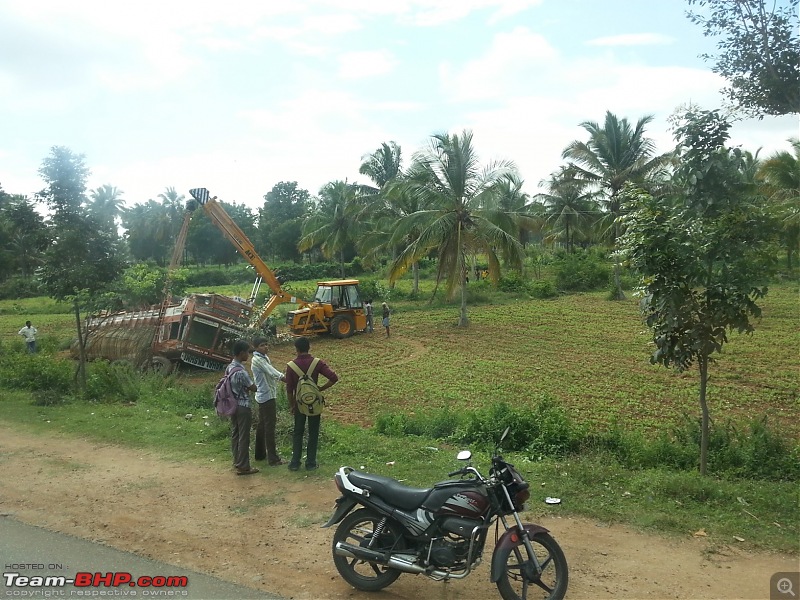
[287,358,325,416]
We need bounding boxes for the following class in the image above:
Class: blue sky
[0,0,797,212]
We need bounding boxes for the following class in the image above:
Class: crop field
[1,283,797,438]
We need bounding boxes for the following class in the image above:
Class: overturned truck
[78,293,253,374]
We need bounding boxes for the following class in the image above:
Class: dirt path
[0,423,796,600]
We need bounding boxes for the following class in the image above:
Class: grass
[0,281,797,553]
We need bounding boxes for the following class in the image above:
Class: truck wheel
[330,315,356,339]
[147,356,174,375]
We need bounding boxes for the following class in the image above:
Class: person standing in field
[228,340,259,476]
[250,336,285,466]
[364,299,374,333]
[381,302,391,337]
[285,336,338,471]
[18,321,38,353]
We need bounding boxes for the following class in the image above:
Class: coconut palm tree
[389,130,524,327]
[359,142,403,192]
[299,180,360,278]
[538,168,597,253]
[757,138,800,268]
[562,111,672,298]
[88,184,125,234]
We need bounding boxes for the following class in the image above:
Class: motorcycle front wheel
[495,531,568,600]
[332,508,406,592]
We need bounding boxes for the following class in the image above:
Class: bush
[0,353,73,394]
[553,251,611,292]
[358,279,392,303]
[529,280,558,299]
[0,276,46,300]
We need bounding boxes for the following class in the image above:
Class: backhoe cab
[286,280,366,339]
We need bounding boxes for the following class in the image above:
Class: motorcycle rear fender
[489,523,550,583]
[321,496,358,528]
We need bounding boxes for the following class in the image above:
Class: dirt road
[0,423,796,599]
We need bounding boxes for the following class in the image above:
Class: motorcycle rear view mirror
[456,450,472,461]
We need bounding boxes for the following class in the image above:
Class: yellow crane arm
[188,187,304,326]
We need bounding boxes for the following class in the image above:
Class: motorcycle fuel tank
[423,481,490,518]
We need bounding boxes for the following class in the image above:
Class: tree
[359,142,403,191]
[757,138,800,268]
[88,184,125,235]
[258,182,310,262]
[538,169,597,253]
[389,130,525,326]
[0,195,49,279]
[686,0,800,117]
[299,181,360,278]
[187,200,258,266]
[618,108,777,475]
[36,147,125,393]
[563,111,672,299]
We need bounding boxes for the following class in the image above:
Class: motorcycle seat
[348,471,432,511]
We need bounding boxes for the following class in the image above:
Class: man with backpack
[227,340,259,476]
[285,337,338,472]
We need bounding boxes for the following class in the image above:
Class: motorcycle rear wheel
[495,531,568,600]
[332,508,406,592]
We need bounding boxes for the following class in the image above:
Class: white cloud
[338,51,398,79]
[587,33,675,47]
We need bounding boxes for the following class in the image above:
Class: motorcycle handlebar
[448,468,466,477]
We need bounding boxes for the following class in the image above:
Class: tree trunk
[457,222,469,327]
[339,249,345,279]
[73,300,87,395]
[611,261,626,300]
[698,355,710,476]
[412,261,419,295]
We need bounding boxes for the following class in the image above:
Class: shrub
[0,276,45,300]
[358,279,392,303]
[529,280,558,299]
[0,353,73,394]
[553,251,611,292]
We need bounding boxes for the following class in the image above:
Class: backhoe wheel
[330,315,356,339]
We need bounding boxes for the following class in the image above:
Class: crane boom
[188,187,304,327]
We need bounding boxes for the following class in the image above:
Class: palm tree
[299,180,360,278]
[757,138,800,268]
[88,184,125,234]
[389,130,525,327]
[562,111,672,298]
[538,169,597,253]
[359,142,403,192]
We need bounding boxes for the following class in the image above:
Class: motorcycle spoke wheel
[496,532,568,600]
[332,509,405,592]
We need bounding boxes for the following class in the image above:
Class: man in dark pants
[251,336,285,465]
[228,340,259,476]
[284,337,338,471]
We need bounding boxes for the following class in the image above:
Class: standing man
[18,321,38,353]
[228,340,259,476]
[364,299,374,333]
[251,336,285,466]
[381,302,391,337]
[285,337,338,472]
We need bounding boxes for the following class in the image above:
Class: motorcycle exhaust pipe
[334,543,427,575]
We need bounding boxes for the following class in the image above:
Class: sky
[0,0,797,212]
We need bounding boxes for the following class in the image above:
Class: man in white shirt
[250,336,286,465]
[18,321,38,353]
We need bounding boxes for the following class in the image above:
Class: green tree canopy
[686,0,800,117]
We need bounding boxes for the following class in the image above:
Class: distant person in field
[250,336,285,466]
[381,302,391,337]
[364,299,374,333]
[18,321,38,353]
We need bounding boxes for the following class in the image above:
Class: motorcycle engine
[429,537,468,567]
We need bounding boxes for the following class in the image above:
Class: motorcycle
[322,428,568,600]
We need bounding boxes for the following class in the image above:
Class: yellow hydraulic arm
[188,187,305,327]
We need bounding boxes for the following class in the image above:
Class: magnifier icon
[777,578,796,597]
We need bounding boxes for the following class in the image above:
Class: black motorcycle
[323,428,568,600]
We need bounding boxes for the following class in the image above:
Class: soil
[0,423,796,600]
